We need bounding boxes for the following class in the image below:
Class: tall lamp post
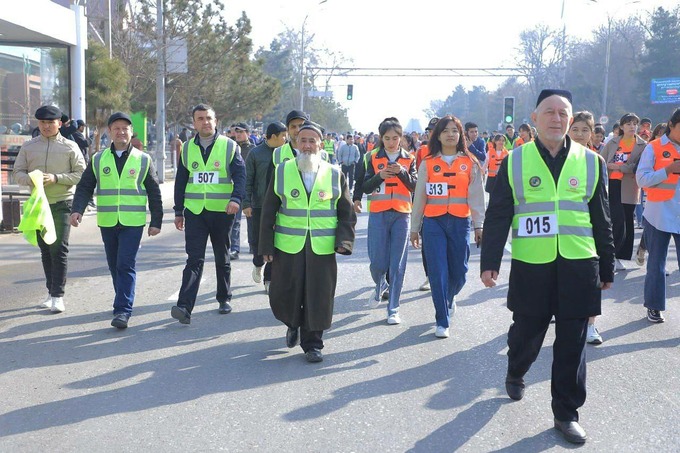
[299,0,327,111]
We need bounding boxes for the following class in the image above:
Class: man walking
[230,122,255,259]
[336,134,360,190]
[273,110,308,166]
[13,105,86,313]
[260,122,356,362]
[480,89,615,444]
[171,104,246,324]
[70,112,163,329]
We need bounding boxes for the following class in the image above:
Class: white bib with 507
[193,171,219,184]
[518,214,557,237]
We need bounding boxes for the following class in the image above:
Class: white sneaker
[615,259,626,271]
[40,294,52,308]
[419,279,431,291]
[252,265,263,283]
[449,298,457,318]
[367,291,381,309]
[586,324,603,345]
[635,247,646,266]
[51,297,65,313]
[387,313,401,325]
[264,281,270,295]
[435,326,450,338]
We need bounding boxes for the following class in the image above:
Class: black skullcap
[286,110,309,126]
[35,105,62,120]
[76,119,86,127]
[536,89,572,107]
[298,120,323,139]
[265,121,287,138]
[107,111,132,126]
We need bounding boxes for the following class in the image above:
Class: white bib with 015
[193,171,219,184]
[426,182,447,196]
[518,214,557,237]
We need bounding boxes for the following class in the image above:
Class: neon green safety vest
[273,159,341,255]
[363,147,380,210]
[508,141,599,264]
[273,143,295,167]
[181,136,235,215]
[93,148,150,227]
[323,139,335,156]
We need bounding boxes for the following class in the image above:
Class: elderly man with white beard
[259,122,356,363]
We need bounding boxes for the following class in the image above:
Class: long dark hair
[375,117,403,149]
[427,115,466,157]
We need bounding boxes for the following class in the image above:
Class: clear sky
[223,0,674,133]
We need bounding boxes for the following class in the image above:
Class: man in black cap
[480,89,615,444]
[272,110,309,167]
[70,112,163,329]
[71,119,91,163]
[13,105,86,313]
[243,121,288,292]
[229,122,255,259]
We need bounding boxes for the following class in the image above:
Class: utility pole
[155,0,166,183]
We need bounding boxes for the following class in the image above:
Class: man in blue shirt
[465,122,487,163]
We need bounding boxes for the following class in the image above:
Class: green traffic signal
[505,115,513,123]
[347,84,353,100]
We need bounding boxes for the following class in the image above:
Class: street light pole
[299,0,327,112]
[602,17,612,117]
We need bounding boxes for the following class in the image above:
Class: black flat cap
[536,89,572,107]
[286,110,309,126]
[108,112,132,126]
[233,122,249,132]
[35,105,62,120]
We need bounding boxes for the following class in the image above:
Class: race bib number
[426,182,447,196]
[374,182,386,194]
[613,152,628,164]
[193,171,219,184]
[518,214,557,237]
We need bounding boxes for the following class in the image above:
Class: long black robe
[259,162,356,331]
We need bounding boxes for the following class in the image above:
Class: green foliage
[85,42,130,123]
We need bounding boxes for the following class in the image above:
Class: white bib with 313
[518,214,557,237]
[193,171,219,184]
[426,182,447,196]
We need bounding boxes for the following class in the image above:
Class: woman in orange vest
[512,123,534,148]
[601,112,647,271]
[363,117,418,325]
[483,134,508,193]
[410,115,485,338]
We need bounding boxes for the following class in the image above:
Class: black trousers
[249,208,272,282]
[341,164,355,190]
[507,313,588,422]
[300,327,323,352]
[177,209,235,313]
[37,201,72,297]
[609,179,635,260]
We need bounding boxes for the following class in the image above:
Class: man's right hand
[263,255,273,263]
[243,207,253,218]
[481,270,498,288]
[353,200,362,213]
[70,213,82,227]
[665,160,680,175]
[174,216,184,231]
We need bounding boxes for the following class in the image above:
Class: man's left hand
[337,246,348,254]
[226,201,240,215]
[43,173,56,185]
[148,227,161,236]
[600,282,613,290]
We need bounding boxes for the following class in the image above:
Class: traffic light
[503,97,515,124]
[346,84,353,100]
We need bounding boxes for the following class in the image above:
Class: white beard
[296,152,321,173]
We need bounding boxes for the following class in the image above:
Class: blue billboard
[651,77,680,104]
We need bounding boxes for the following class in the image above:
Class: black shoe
[111,313,129,329]
[505,374,525,401]
[647,308,665,323]
[554,419,587,444]
[229,251,239,260]
[305,348,323,363]
[381,289,389,301]
[286,327,299,348]
[218,301,232,314]
[171,306,191,324]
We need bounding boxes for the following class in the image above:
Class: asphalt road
[0,181,678,452]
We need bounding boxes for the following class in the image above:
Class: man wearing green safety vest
[260,122,356,363]
[71,112,163,329]
[272,110,308,167]
[171,103,246,325]
[323,132,336,164]
[480,89,615,444]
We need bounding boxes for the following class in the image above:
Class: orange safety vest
[423,154,472,218]
[416,144,429,169]
[646,138,680,202]
[486,148,509,178]
[609,139,634,180]
[368,154,414,213]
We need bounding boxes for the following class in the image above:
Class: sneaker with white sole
[449,298,457,318]
[252,265,263,283]
[586,324,603,344]
[419,279,430,291]
[647,309,665,323]
[615,259,626,271]
[40,294,52,308]
[387,313,401,325]
[435,326,450,338]
[635,247,646,266]
[264,281,270,295]
[51,297,65,313]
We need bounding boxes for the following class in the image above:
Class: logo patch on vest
[192,162,199,170]
[378,163,385,170]
[318,190,326,200]
[214,161,220,168]
[291,189,300,198]
[129,168,136,176]
[460,164,468,171]
[568,177,579,188]
[103,166,111,175]
[529,176,541,187]
[663,151,672,158]
[433,165,441,172]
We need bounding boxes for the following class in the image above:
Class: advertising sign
[650,78,680,104]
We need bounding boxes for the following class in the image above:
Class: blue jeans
[100,226,144,316]
[423,215,470,328]
[367,210,410,315]
[643,218,680,311]
[230,206,242,253]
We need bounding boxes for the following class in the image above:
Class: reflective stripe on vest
[273,143,295,167]
[368,154,414,213]
[273,160,340,255]
[181,136,234,215]
[646,138,680,202]
[423,154,472,218]
[93,148,149,227]
[486,149,508,178]
[508,141,599,263]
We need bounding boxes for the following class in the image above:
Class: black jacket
[362,148,418,195]
[243,140,276,210]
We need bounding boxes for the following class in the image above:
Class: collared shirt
[636,134,680,233]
